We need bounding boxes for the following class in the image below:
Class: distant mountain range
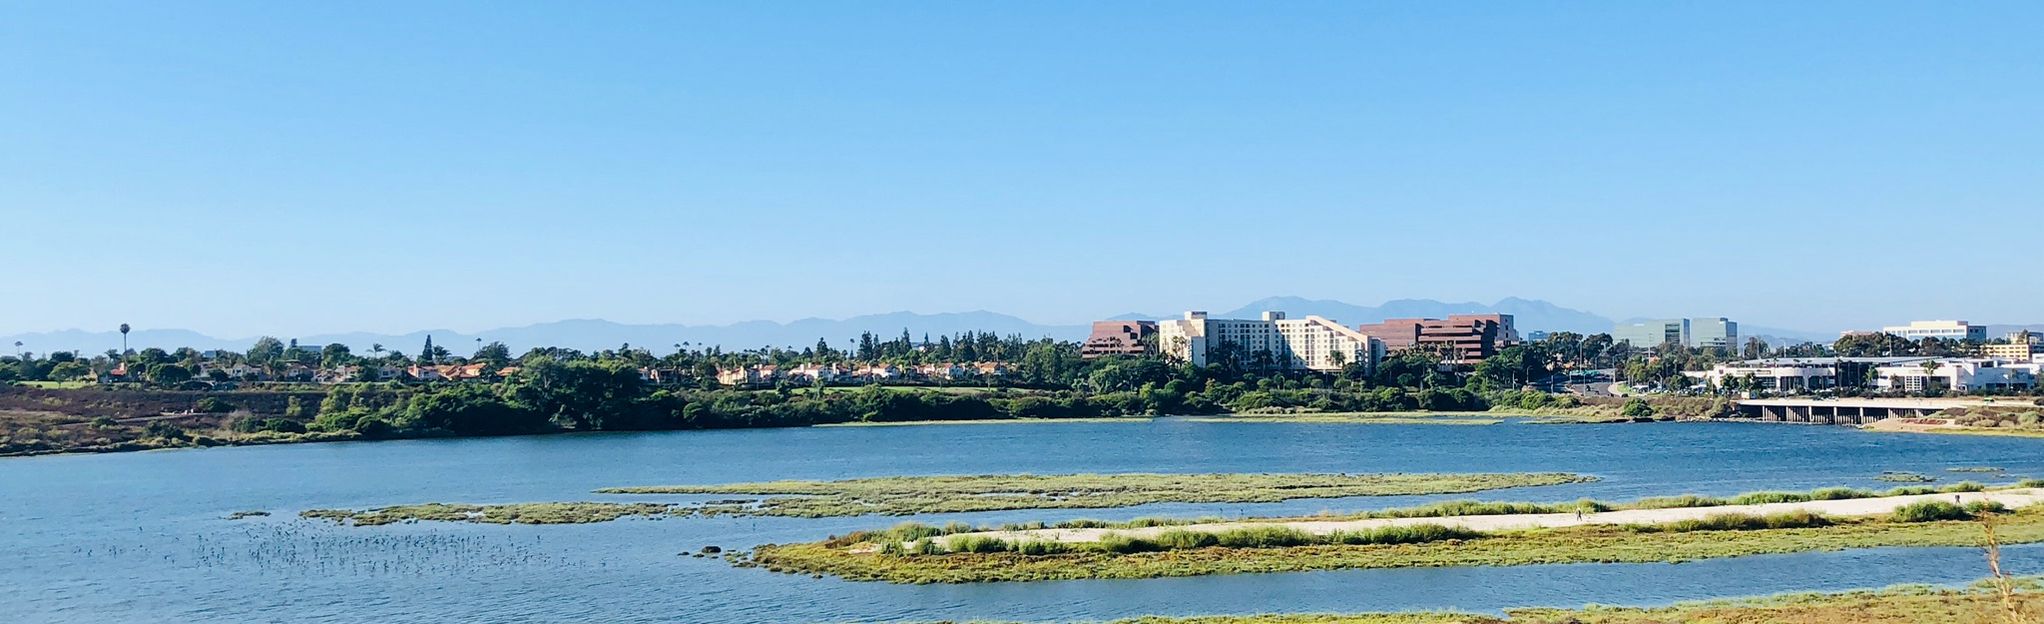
[0,297,1890,356]
[1,311,1083,357]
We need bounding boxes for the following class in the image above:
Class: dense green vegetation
[9,321,1805,456]
[597,472,1594,517]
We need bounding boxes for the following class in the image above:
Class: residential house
[853,363,904,382]
[406,365,446,381]
[717,365,781,387]
[639,367,687,385]
[278,363,315,382]
[315,366,356,384]
[785,363,847,385]
[917,362,970,382]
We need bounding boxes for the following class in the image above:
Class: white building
[1157,311,1384,373]
[1873,358,2039,393]
[1687,358,1854,392]
[1882,320,1988,342]
[1687,357,1937,394]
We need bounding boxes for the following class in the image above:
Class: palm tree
[119,323,131,355]
[12,341,21,359]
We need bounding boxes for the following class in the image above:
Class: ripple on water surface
[3,419,2042,622]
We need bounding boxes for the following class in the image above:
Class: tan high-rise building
[1984,331,2042,361]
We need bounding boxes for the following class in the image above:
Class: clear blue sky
[5,1,2039,336]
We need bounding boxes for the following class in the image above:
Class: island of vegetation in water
[596,472,1596,517]
[1876,471,1939,483]
[302,502,681,526]
[299,472,1596,525]
[925,581,2042,623]
[739,486,2041,583]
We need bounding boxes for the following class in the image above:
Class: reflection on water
[2,419,2040,622]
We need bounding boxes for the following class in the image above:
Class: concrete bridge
[1733,397,1999,424]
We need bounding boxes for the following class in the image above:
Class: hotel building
[1157,311,1384,373]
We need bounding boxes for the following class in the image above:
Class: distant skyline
[6,2,2041,336]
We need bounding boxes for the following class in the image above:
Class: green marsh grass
[595,472,1596,518]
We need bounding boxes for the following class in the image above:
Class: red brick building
[1080,320,1158,358]
[1354,314,1518,364]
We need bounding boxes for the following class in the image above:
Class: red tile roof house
[716,365,781,387]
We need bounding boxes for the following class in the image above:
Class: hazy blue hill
[3,312,1087,355]
[1216,296,1614,334]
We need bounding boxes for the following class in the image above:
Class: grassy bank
[1184,413,1504,425]
[598,472,1596,518]
[930,582,2042,623]
[816,417,1151,427]
[849,483,1999,538]
[744,501,2039,584]
[298,472,1595,526]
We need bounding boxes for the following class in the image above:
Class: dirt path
[952,489,2044,545]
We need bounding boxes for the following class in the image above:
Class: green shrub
[1212,526,1315,548]
[1648,511,1830,533]
[1809,487,1876,500]
[945,535,1013,554]
[1632,495,1728,509]
[1330,524,1480,545]
[1014,540,1069,555]
[882,522,944,543]
[143,420,186,440]
[1150,530,1221,550]
[1729,491,1811,505]
[1966,501,2009,515]
[1890,501,1971,523]
[1374,500,1565,518]
[1094,534,1164,554]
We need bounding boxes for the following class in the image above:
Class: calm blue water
[3,419,2041,623]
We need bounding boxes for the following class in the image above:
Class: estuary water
[4,419,2042,623]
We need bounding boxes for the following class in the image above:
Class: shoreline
[744,487,2044,584]
[926,582,2041,624]
[920,489,2043,547]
